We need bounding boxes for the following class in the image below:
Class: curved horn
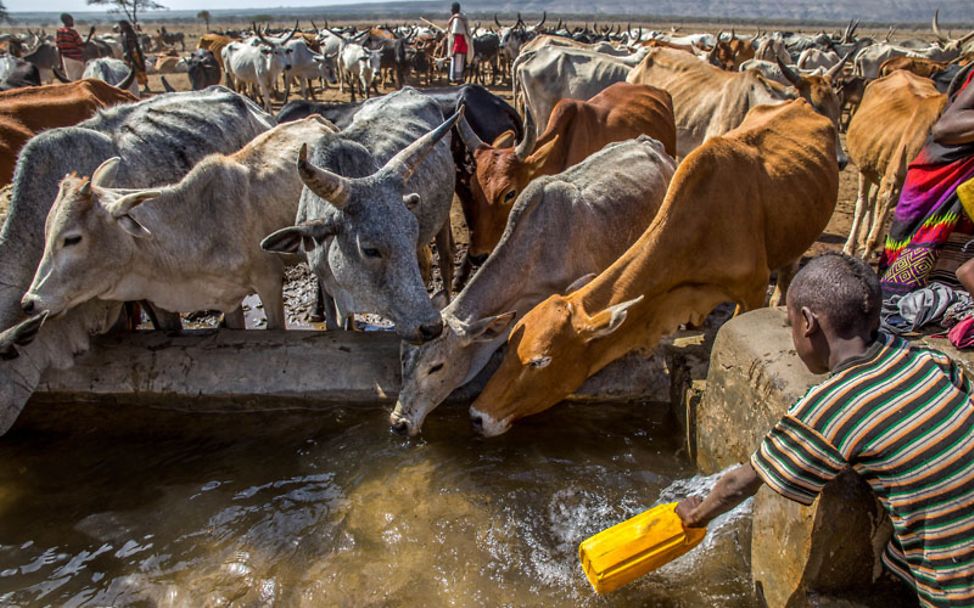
[161,75,175,92]
[959,30,974,45]
[457,113,487,152]
[52,66,71,83]
[535,11,546,29]
[384,107,464,182]
[826,51,852,79]
[933,9,949,43]
[117,66,136,91]
[86,26,96,44]
[777,57,802,87]
[494,14,503,28]
[254,22,270,44]
[311,20,319,31]
[282,20,300,42]
[514,107,536,161]
[297,143,351,208]
[516,13,524,28]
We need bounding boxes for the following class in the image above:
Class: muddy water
[0,403,754,607]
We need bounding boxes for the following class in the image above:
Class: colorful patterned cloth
[880,73,974,297]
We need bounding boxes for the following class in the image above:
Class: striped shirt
[751,333,974,607]
[56,27,85,61]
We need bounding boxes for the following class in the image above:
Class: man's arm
[932,81,974,146]
[675,462,764,528]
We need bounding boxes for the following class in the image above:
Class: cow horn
[282,20,299,42]
[297,144,351,208]
[932,10,950,43]
[161,76,175,92]
[92,157,121,188]
[384,107,463,182]
[254,22,270,44]
[494,14,503,28]
[52,66,71,83]
[457,113,486,153]
[516,12,524,28]
[110,190,162,219]
[86,26,96,44]
[514,107,536,162]
[959,30,974,45]
[311,20,319,31]
[826,51,852,79]
[117,66,136,92]
[535,11,546,29]
[777,57,802,87]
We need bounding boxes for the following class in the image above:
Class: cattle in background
[339,42,382,102]
[156,27,186,51]
[0,80,137,186]
[0,56,41,91]
[709,30,757,71]
[513,46,634,141]
[0,87,274,435]
[261,88,458,343]
[82,58,139,97]
[222,24,297,112]
[469,99,839,436]
[456,82,676,264]
[23,117,338,330]
[628,47,847,168]
[391,136,676,436]
[843,71,947,258]
[198,33,234,71]
[185,49,222,90]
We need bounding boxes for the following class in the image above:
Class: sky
[6,0,385,13]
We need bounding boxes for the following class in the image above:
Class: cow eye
[503,189,517,204]
[63,235,82,247]
[287,48,293,53]
[529,356,551,369]
[362,247,381,259]
[427,363,444,375]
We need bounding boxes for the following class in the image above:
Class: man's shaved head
[787,253,881,336]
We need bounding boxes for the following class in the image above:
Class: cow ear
[461,311,516,344]
[117,214,152,238]
[583,295,643,343]
[91,157,121,188]
[0,311,49,360]
[564,272,596,294]
[261,220,336,254]
[525,134,560,170]
[491,130,517,148]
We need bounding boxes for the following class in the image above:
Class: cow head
[261,110,461,344]
[254,23,295,72]
[469,293,642,436]
[313,51,339,84]
[390,310,515,436]
[22,161,161,318]
[777,57,849,169]
[0,312,48,362]
[932,10,974,53]
[456,110,559,258]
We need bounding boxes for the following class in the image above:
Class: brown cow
[197,33,234,71]
[468,99,839,436]
[455,82,676,260]
[843,71,947,258]
[879,56,950,79]
[0,80,137,187]
[709,30,757,71]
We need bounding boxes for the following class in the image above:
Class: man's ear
[800,306,819,338]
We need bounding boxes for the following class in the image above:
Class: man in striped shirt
[56,13,86,81]
[677,253,974,607]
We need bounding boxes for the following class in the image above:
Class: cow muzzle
[389,409,420,437]
[469,407,511,437]
[403,319,444,345]
[20,294,39,315]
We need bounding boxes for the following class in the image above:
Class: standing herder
[56,13,85,81]
[118,20,149,94]
[446,2,473,84]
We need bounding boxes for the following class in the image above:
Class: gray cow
[390,135,677,436]
[0,87,273,435]
[262,88,457,344]
[82,57,140,98]
[23,117,336,330]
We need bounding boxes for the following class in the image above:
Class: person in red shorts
[446,2,472,84]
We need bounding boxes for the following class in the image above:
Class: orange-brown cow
[879,56,950,79]
[469,99,839,436]
[709,30,757,71]
[455,82,676,260]
[843,71,946,258]
[0,80,137,187]
[198,33,235,71]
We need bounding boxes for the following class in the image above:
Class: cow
[456,82,676,264]
[0,311,47,362]
[284,37,335,100]
[843,71,947,258]
[467,99,840,436]
[338,42,382,102]
[21,41,60,84]
[0,80,137,187]
[390,136,676,436]
[513,46,633,141]
[753,35,792,65]
[184,49,222,90]
[260,88,457,344]
[276,99,363,128]
[156,27,186,51]
[23,117,337,330]
[82,58,139,97]
[0,55,41,91]
[627,47,847,169]
[198,33,234,71]
[0,87,274,435]
[879,55,949,79]
[222,24,296,111]
[709,30,757,71]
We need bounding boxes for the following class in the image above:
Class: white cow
[339,42,382,102]
[81,57,139,97]
[222,25,296,112]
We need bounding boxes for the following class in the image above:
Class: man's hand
[675,496,704,528]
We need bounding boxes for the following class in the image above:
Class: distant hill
[10,0,974,26]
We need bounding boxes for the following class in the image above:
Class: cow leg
[843,172,872,257]
[255,274,287,330]
[144,302,183,333]
[770,260,800,307]
[453,252,475,292]
[259,80,273,113]
[435,224,455,304]
[223,306,246,329]
[864,181,901,261]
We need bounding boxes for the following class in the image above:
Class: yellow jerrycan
[578,502,707,594]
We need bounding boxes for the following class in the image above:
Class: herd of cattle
[0,12,972,438]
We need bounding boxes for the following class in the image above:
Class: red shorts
[452,34,468,55]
